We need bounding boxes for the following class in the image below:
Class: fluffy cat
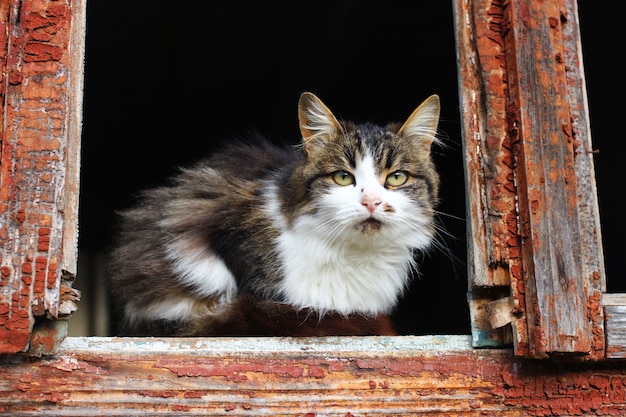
[107,92,441,336]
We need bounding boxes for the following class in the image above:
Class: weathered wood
[485,296,517,329]
[502,0,604,359]
[605,305,626,359]
[603,295,626,359]
[602,294,626,306]
[61,0,86,282]
[2,336,626,416]
[455,0,606,358]
[453,0,519,289]
[0,0,85,355]
[467,289,513,347]
[559,0,607,296]
[453,0,520,349]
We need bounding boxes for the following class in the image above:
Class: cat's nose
[361,193,382,213]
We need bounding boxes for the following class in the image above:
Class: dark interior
[76,1,621,336]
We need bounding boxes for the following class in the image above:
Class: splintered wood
[0,0,84,354]
[454,0,605,358]
[3,336,626,416]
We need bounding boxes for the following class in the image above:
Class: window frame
[455,0,608,360]
[0,0,621,361]
[0,0,85,356]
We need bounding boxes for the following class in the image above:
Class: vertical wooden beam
[454,0,519,289]
[453,0,524,347]
[455,0,605,358]
[0,0,84,354]
[502,0,604,359]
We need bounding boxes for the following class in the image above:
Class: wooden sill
[5,335,626,415]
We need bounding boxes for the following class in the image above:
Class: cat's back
[199,136,296,181]
[111,136,293,229]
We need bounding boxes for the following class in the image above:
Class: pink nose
[361,192,382,213]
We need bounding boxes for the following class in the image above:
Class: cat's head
[284,92,441,251]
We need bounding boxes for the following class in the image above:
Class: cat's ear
[398,94,441,152]
[298,92,344,154]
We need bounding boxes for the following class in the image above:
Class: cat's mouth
[357,217,383,234]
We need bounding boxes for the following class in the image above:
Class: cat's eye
[386,171,409,187]
[332,171,355,186]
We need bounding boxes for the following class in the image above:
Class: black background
[77,1,622,336]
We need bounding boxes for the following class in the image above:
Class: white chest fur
[275,216,415,316]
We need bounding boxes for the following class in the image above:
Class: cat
[107,92,441,337]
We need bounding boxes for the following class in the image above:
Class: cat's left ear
[398,94,441,152]
[298,92,344,155]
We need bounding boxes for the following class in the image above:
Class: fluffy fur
[107,92,441,336]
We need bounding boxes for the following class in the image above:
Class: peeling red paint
[140,390,175,398]
[491,0,606,359]
[183,391,203,399]
[2,339,626,415]
[172,404,190,412]
[307,365,325,378]
[23,41,63,61]
[1,0,77,353]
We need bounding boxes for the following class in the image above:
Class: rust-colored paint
[455,0,605,358]
[454,0,524,349]
[2,337,626,416]
[457,0,519,287]
[0,0,75,354]
[501,0,604,359]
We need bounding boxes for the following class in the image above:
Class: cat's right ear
[397,94,441,153]
[298,92,344,155]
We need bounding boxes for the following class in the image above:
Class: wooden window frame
[455,0,624,361]
[455,0,608,359]
[0,0,619,360]
[2,0,626,414]
[0,0,85,356]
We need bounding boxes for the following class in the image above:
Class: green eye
[332,171,355,186]
[386,171,409,187]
